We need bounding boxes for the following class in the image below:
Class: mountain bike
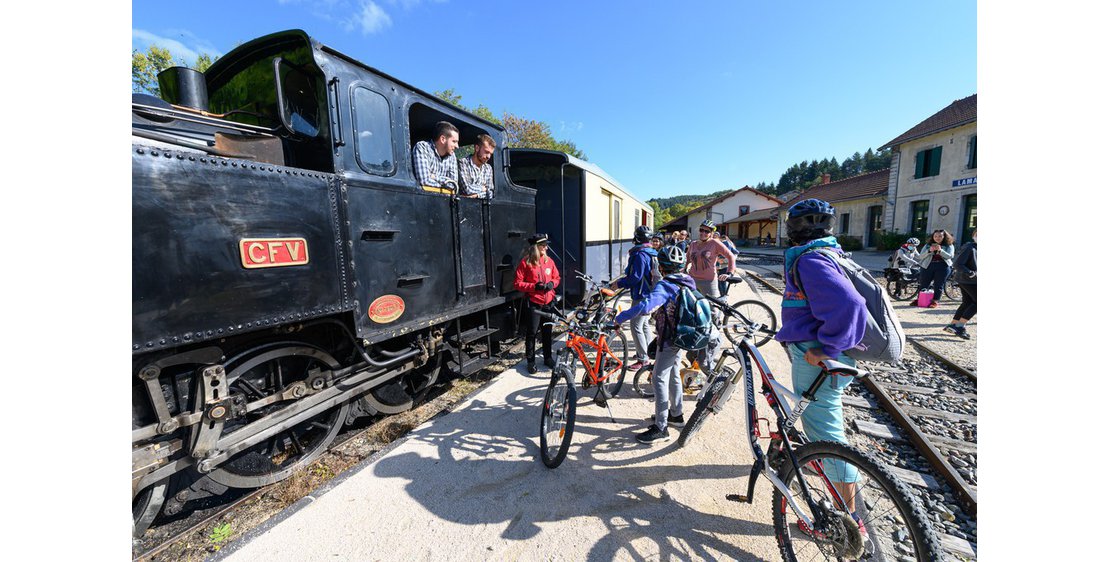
[679,294,942,561]
[884,266,960,302]
[538,272,629,468]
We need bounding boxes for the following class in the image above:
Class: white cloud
[345,0,393,35]
[132,28,221,63]
[559,121,585,133]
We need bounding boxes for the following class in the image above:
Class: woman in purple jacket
[775,199,868,520]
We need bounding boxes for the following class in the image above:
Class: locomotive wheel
[132,479,168,537]
[206,344,349,489]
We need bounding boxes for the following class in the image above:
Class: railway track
[738,264,978,560]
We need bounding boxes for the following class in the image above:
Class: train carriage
[506,149,654,304]
[131,29,536,534]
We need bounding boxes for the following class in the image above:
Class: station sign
[952,176,976,188]
[239,238,309,269]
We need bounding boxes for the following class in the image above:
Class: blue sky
[132,0,976,200]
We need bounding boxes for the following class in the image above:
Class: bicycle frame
[564,330,623,386]
[709,300,856,531]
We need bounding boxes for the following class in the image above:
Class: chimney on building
[822,173,831,185]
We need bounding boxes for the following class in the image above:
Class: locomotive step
[447,356,497,377]
[451,326,500,346]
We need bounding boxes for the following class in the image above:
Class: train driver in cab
[458,133,495,199]
[412,121,460,191]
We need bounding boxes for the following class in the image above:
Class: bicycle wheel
[539,365,577,468]
[676,367,735,448]
[724,300,778,348]
[771,440,943,562]
[945,277,962,300]
[885,279,916,301]
[632,362,654,398]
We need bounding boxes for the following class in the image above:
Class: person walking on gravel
[614,245,720,444]
[944,229,977,339]
[775,199,868,515]
[611,225,660,372]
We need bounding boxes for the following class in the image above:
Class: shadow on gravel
[372,380,773,561]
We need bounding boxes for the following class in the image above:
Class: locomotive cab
[131,29,537,538]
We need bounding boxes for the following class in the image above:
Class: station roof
[880,94,977,150]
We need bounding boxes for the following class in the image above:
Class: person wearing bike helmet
[775,198,869,514]
[892,237,921,269]
[614,245,721,444]
[650,231,664,251]
[686,219,734,321]
[513,234,561,374]
[611,225,661,371]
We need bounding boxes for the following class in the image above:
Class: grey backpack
[789,248,905,363]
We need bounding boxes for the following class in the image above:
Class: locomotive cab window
[408,102,493,196]
[352,87,395,175]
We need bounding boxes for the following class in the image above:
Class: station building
[880,94,977,245]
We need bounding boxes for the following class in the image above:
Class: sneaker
[650,413,686,427]
[955,326,971,340]
[635,425,670,443]
[527,362,538,374]
[627,360,646,372]
[942,324,958,334]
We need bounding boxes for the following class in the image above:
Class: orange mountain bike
[538,272,629,468]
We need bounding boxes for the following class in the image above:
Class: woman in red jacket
[513,234,561,374]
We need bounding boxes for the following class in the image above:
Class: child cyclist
[775,198,871,543]
[613,245,721,444]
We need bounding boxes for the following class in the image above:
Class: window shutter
[968,136,976,169]
[929,147,942,176]
[914,150,926,178]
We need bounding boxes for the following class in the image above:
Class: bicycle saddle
[821,359,865,378]
[726,276,744,284]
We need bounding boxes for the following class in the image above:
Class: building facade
[881,94,977,245]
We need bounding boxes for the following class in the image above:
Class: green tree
[132,45,218,97]
[433,90,585,159]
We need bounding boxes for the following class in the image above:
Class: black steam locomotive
[131,30,554,535]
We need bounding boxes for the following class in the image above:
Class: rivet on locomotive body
[217,329,224,334]
[134,344,140,350]
[152,151,160,157]
[183,333,191,340]
[177,154,183,159]
[160,339,166,345]
[165,152,172,158]
[251,165,257,170]
[189,156,195,161]
[222,161,228,166]
[147,342,154,347]
[172,337,179,342]
[137,148,145,154]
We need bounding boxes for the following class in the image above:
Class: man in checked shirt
[412,121,460,191]
[458,133,495,198]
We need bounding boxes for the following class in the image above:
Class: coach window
[352,87,395,174]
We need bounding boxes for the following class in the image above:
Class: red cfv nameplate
[240,238,309,269]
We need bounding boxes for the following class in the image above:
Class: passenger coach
[507,149,654,304]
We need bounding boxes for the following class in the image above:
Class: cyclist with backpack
[614,245,720,444]
[776,199,870,516]
[610,225,661,371]
[891,237,921,269]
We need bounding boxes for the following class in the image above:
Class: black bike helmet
[634,225,653,244]
[658,245,686,272]
[785,198,835,244]
[650,231,664,242]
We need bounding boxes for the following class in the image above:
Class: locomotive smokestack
[157,66,210,112]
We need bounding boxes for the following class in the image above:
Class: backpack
[663,277,714,351]
[789,248,905,363]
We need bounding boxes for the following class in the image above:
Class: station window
[914,146,942,179]
[352,87,395,174]
[910,200,930,233]
[967,136,977,169]
[840,213,851,234]
[612,198,622,240]
[739,205,750,216]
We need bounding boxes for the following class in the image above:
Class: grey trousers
[628,301,651,363]
[651,328,722,431]
[695,278,723,324]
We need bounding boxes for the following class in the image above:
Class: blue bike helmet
[786,199,835,244]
